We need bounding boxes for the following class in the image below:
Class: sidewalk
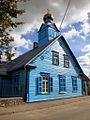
[0,96,90,116]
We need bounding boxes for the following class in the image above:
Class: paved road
[0,98,90,120]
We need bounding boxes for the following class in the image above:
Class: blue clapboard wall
[26,37,82,102]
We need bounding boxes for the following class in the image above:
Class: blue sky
[9,0,90,76]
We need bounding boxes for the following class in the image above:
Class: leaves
[0,0,29,62]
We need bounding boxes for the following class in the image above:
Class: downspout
[24,65,28,102]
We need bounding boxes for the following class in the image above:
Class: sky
[8,0,90,77]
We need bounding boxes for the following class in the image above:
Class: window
[64,54,69,68]
[59,75,66,93]
[72,76,78,93]
[49,28,57,38]
[36,74,53,95]
[52,51,59,65]
[42,76,48,93]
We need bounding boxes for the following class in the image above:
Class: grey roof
[0,46,45,75]
[7,37,56,72]
[8,47,45,71]
[0,35,84,76]
[0,35,58,75]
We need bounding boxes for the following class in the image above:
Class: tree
[0,0,29,62]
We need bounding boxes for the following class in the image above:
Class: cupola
[38,10,60,47]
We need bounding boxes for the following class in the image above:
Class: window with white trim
[42,76,48,93]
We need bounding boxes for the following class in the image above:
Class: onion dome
[43,9,54,22]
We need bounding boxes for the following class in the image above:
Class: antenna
[59,0,71,30]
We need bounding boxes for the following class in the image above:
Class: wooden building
[0,11,89,102]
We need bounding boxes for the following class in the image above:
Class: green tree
[0,0,28,62]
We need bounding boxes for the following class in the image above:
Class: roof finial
[43,9,54,22]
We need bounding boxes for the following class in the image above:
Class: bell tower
[38,10,60,47]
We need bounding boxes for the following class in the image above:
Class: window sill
[36,92,50,95]
[42,93,50,95]
[59,92,67,94]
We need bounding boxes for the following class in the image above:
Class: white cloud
[81,44,90,53]
[10,33,33,50]
[9,31,33,59]
[7,0,90,66]
[78,55,90,66]
[15,0,90,31]
[80,18,90,36]
[11,0,90,45]
[63,11,90,41]
[63,28,80,40]
[77,44,90,76]
[81,22,90,35]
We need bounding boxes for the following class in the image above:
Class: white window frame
[52,51,59,65]
[42,76,49,94]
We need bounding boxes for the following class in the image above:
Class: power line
[59,0,71,30]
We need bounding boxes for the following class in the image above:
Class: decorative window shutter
[49,77,53,93]
[36,77,42,95]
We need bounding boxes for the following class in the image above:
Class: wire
[59,0,71,30]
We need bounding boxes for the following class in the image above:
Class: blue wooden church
[0,11,88,102]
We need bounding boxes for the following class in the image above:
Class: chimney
[33,42,38,49]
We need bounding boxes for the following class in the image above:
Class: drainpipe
[24,65,28,102]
